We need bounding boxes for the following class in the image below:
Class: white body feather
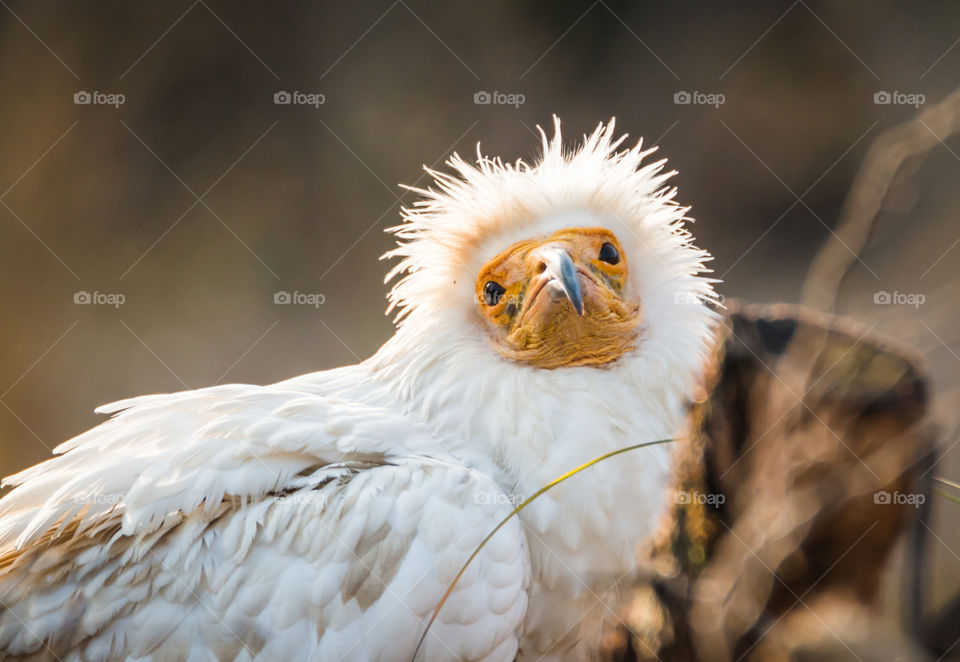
[0,119,718,661]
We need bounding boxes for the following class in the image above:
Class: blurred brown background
[0,0,957,647]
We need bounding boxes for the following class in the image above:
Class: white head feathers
[381,116,718,349]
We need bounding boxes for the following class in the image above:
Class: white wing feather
[0,381,529,661]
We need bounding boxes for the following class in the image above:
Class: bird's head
[381,117,719,378]
[473,226,640,369]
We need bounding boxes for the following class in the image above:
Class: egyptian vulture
[0,119,719,661]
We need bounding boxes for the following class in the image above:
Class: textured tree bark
[600,301,935,662]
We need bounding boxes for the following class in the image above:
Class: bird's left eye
[598,242,620,265]
[484,281,506,306]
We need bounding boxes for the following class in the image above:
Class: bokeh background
[0,0,957,650]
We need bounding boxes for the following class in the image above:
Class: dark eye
[484,281,506,306]
[598,242,620,265]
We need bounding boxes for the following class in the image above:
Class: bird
[0,118,719,662]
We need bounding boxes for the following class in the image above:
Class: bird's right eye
[484,281,506,306]
[598,242,620,265]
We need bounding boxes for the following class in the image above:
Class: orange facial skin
[475,227,642,369]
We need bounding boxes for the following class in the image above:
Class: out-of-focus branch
[600,302,934,662]
[802,86,960,312]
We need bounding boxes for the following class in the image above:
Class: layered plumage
[0,118,719,661]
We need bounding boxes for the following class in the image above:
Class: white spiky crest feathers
[382,116,718,330]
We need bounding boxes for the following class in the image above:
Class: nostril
[536,262,546,274]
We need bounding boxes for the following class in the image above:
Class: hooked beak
[539,247,584,315]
